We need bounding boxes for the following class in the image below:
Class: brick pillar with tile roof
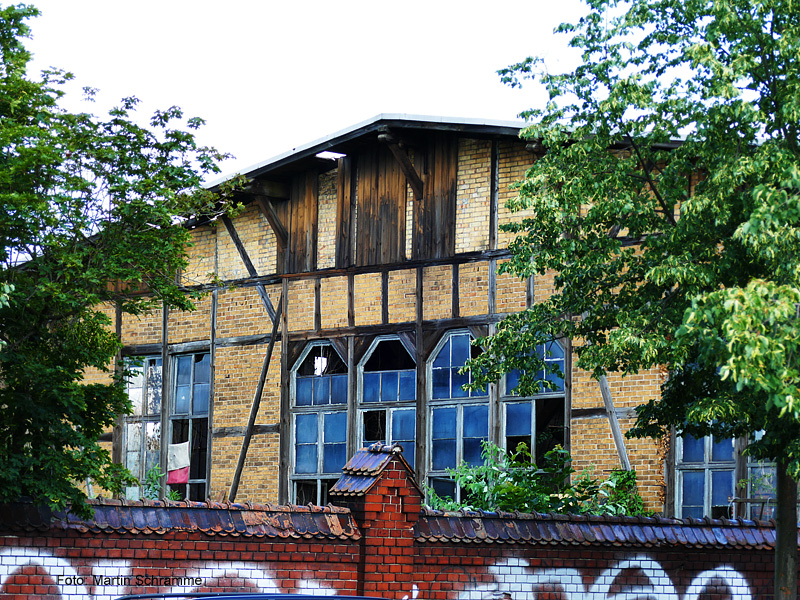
[329,443,423,599]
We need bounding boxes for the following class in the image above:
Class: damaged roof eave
[206,113,526,190]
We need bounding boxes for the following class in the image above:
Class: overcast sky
[25,1,586,181]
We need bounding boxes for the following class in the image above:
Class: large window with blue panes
[502,340,567,464]
[170,352,211,501]
[428,331,489,501]
[291,342,348,505]
[676,433,735,519]
[359,337,417,469]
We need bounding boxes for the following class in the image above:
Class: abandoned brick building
[86,114,770,520]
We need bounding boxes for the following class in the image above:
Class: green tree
[469,0,800,597]
[0,5,239,517]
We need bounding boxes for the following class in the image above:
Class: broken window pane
[363,410,387,444]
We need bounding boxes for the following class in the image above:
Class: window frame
[500,340,568,464]
[357,336,417,468]
[122,355,163,500]
[168,351,212,502]
[674,433,737,519]
[426,330,490,502]
[290,341,349,505]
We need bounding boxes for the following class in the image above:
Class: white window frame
[675,433,736,519]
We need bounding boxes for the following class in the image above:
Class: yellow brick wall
[213,342,282,427]
[354,273,382,327]
[320,276,349,330]
[209,339,282,502]
[498,141,535,250]
[422,265,452,321]
[169,294,212,344]
[317,171,337,270]
[287,279,315,332]
[216,204,277,280]
[182,224,217,286]
[121,305,162,346]
[570,363,665,511]
[496,259,527,314]
[459,262,489,317]
[209,433,280,503]
[570,417,664,512]
[456,138,491,254]
[388,269,416,323]
[216,285,278,339]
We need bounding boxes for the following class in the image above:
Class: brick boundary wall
[0,445,792,600]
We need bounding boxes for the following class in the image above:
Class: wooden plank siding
[335,157,356,268]
[276,172,319,274]
[354,146,407,266]
[413,133,458,260]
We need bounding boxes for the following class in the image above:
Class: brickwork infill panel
[169,295,213,345]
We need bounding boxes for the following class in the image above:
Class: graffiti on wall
[457,556,754,600]
[0,549,335,600]
[1,548,757,600]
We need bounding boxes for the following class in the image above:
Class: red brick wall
[0,531,361,599]
[0,456,784,600]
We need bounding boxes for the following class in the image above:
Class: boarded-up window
[275,172,318,274]
[413,133,458,260]
[354,146,407,266]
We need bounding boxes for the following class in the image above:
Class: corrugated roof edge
[0,497,360,540]
[416,508,787,549]
[205,113,527,189]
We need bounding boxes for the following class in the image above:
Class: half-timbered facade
[87,114,719,515]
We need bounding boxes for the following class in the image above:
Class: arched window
[359,337,416,468]
[291,342,348,505]
[428,331,488,501]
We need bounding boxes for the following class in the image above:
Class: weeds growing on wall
[426,442,647,516]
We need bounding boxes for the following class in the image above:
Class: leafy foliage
[426,442,648,516]
[0,5,240,517]
[469,0,800,475]
[142,466,180,501]
[470,0,798,593]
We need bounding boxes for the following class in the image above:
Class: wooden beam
[253,195,289,250]
[488,258,497,315]
[414,266,426,483]
[213,423,279,437]
[158,303,170,500]
[112,302,123,465]
[278,278,290,503]
[598,375,632,471]
[220,214,277,321]
[571,406,639,420]
[207,288,218,495]
[246,179,290,200]
[379,131,425,201]
[229,292,284,501]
